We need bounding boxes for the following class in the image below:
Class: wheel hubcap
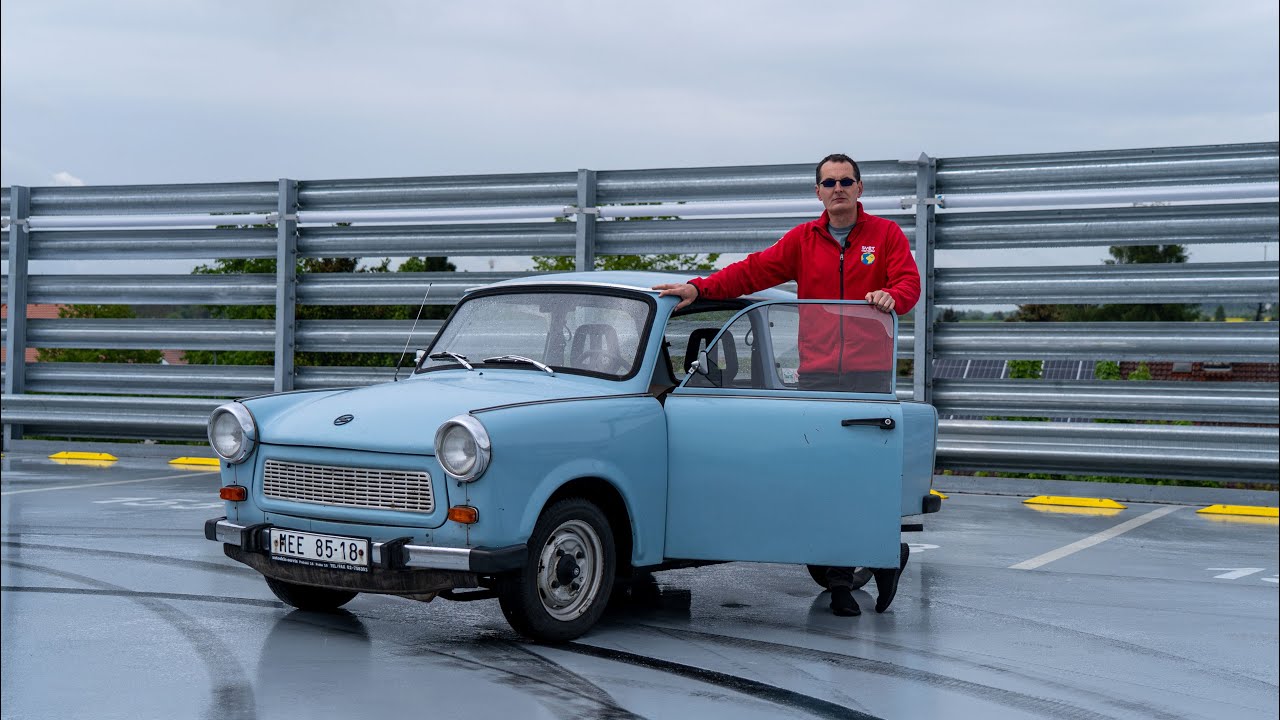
[537,518,603,620]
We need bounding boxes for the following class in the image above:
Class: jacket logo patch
[861,252,876,266]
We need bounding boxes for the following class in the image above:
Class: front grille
[262,459,434,514]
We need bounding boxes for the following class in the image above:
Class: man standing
[653,152,921,617]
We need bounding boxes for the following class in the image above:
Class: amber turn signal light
[219,485,248,502]
[448,505,479,524]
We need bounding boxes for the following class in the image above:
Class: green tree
[532,202,719,273]
[1006,304,1066,322]
[1009,244,1199,324]
[1094,360,1122,380]
[1065,245,1199,322]
[35,305,163,364]
[1213,305,1227,321]
[1007,360,1044,379]
[532,253,720,273]
[184,255,455,367]
[1127,361,1152,381]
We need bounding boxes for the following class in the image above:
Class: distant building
[0,304,66,362]
[1,304,188,365]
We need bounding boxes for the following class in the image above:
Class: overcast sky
[2,1,1277,275]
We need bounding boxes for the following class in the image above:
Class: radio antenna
[393,282,433,382]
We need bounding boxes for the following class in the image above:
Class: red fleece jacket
[688,203,920,375]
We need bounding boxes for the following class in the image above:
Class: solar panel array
[1042,360,1096,381]
[930,359,1097,421]
[931,359,1095,380]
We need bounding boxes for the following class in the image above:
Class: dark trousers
[798,371,892,394]
[826,565,863,590]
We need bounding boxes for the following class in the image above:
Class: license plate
[269,529,369,570]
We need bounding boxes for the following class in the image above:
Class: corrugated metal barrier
[3,142,1277,484]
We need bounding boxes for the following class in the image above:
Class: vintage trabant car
[205,271,939,641]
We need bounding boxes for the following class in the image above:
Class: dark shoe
[829,587,861,616]
[872,542,910,613]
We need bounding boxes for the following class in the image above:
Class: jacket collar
[812,202,865,237]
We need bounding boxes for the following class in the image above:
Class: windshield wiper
[482,355,555,376]
[429,351,474,370]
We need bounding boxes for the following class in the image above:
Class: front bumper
[206,517,526,594]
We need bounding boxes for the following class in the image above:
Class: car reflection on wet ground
[2,451,1276,720]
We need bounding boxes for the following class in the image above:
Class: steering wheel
[577,349,629,374]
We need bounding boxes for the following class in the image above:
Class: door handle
[841,417,895,430]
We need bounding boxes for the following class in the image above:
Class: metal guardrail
[4,142,1278,484]
[938,419,1278,484]
[933,322,1278,362]
[932,380,1279,424]
[936,262,1279,305]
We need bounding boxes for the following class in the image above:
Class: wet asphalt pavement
[1,451,1276,720]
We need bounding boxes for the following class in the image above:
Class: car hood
[247,370,622,454]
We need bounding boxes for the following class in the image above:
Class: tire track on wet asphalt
[657,578,1276,702]
[1,540,260,577]
[8,540,762,717]
[475,637,646,720]
[1,585,284,608]
[1,559,259,720]
[913,593,1280,693]
[351,602,880,720]
[311,619,644,720]
[615,622,1180,720]
[550,641,881,720]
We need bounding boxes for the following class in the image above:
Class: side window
[686,302,895,394]
[685,312,758,389]
[664,310,737,382]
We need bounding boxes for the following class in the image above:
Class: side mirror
[413,349,427,368]
[694,350,710,376]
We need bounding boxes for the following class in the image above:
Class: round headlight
[434,415,491,482]
[208,403,256,464]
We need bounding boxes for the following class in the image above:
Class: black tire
[265,576,358,612]
[806,565,872,590]
[498,498,616,643]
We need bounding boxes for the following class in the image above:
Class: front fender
[515,457,647,563]
[467,396,668,566]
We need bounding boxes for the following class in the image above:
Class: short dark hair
[815,153,861,183]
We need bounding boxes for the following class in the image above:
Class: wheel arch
[545,477,634,575]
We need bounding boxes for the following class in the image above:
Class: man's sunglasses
[819,178,859,188]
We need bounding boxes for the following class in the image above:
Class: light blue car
[205,271,940,641]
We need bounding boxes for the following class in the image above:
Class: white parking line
[1009,505,1182,570]
[0,472,202,496]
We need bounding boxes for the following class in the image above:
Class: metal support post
[912,154,937,405]
[3,186,31,448]
[574,169,597,272]
[274,179,299,392]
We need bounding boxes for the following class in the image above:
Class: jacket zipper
[838,241,846,377]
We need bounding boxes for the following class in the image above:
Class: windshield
[418,289,653,379]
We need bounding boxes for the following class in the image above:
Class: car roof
[480,270,797,302]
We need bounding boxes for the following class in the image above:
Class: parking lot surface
[2,452,1276,720]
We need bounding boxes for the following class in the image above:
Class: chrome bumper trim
[402,545,474,571]
[208,519,478,571]
[212,519,244,545]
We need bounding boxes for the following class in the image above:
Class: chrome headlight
[434,414,491,482]
[208,403,256,464]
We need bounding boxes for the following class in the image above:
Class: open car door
[663,300,904,569]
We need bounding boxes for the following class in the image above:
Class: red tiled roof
[1120,361,1279,383]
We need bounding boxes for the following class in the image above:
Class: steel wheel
[536,518,605,621]
[498,498,616,642]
